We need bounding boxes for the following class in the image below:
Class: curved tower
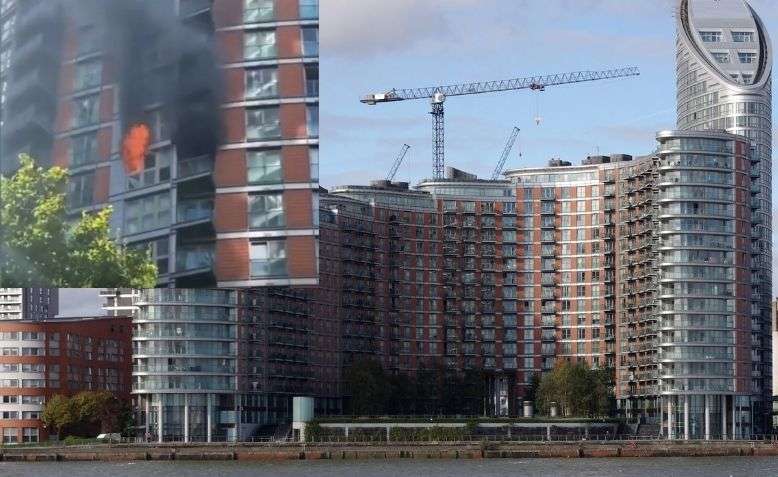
[676,0,772,432]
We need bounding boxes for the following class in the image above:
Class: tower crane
[491,127,520,180]
[386,144,410,181]
[361,67,640,179]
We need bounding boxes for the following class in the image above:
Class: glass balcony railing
[176,199,213,224]
[176,245,214,272]
[177,155,213,179]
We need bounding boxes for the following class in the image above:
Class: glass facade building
[676,0,772,431]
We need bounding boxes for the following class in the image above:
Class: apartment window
[244,30,276,59]
[148,109,170,142]
[712,52,730,63]
[306,104,318,137]
[699,31,721,42]
[246,68,278,99]
[299,0,318,19]
[72,94,100,128]
[249,193,285,229]
[738,52,757,64]
[247,150,282,184]
[74,60,102,91]
[244,0,274,22]
[68,172,94,209]
[127,147,171,190]
[22,428,38,443]
[77,25,100,56]
[246,107,280,140]
[124,192,171,235]
[132,237,169,275]
[70,133,98,166]
[2,427,17,443]
[309,147,319,181]
[250,240,287,277]
[305,64,318,97]
[732,31,754,43]
[301,27,318,57]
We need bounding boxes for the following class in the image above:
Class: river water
[1,457,777,476]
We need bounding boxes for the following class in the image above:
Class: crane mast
[362,67,640,179]
[386,144,410,181]
[491,127,520,180]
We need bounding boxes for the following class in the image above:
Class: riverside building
[676,0,773,432]
[0,315,131,443]
[0,0,320,288]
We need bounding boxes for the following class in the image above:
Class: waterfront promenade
[4,439,778,462]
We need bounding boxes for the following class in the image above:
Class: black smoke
[65,0,223,159]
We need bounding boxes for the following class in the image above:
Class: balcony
[6,66,56,109]
[11,32,53,70]
[2,103,53,148]
[179,0,212,17]
[177,155,214,181]
[175,245,214,273]
[176,198,213,226]
[14,0,58,36]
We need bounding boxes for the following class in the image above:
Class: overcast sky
[57,289,103,317]
[320,0,778,292]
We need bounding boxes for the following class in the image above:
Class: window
[245,0,274,22]
[77,25,99,56]
[147,109,170,142]
[124,192,171,235]
[699,31,721,42]
[22,428,38,443]
[70,133,98,166]
[250,240,287,277]
[306,104,318,137]
[732,31,754,43]
[68,172,94,209]
[301,27,318,57]
[127,147,171,190]
[305,64,318,97]
[309,147,319,181]
[2,427,17,443]
[74,60,101,91]
[246,68,278,99]
[132,237,169,275]
[72,94,100,128]
[299,0,318,19]
[738,52,757,64]
[246,107,280,140]
[247,150,282,184]
[249,193,285,229]
[712,52,730,64]
[244,30,276,59]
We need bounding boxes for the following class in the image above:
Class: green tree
[0,155,157,287]
[344,358,390,415]
[72,390,123,433]
[536,361,614,418]
[41,394,77,437]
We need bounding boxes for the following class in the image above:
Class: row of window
[711,51,757,65]
[244,27,317,60]
[699,31,755,43]
[245,0,318,22]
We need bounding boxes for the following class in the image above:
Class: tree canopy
[42,390,132,438]
[0,155,157,287]
[535,361,614,418]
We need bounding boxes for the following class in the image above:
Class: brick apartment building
[0,0,319,288]
[0,316,132,443]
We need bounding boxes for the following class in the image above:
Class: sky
[320,0,778,292]
[57,289,103,317]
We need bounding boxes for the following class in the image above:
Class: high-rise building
[676,0,772,429]
[0,315,132,443]
[104,287,341,442]
[0,0,320,288]
[0,288,58,321]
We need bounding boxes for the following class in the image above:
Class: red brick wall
[215,149,247,187]
[287,235,317,277]
[93,166,110,204]
[215,238,250,280]
[214,193,248,232]
[282,145,311,182]
[277,25,301,59]
[280,103,307,140]
[284,189,313,229]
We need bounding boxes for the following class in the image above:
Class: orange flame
[122,123,151,175]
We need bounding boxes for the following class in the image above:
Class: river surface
[2,457,778,476]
